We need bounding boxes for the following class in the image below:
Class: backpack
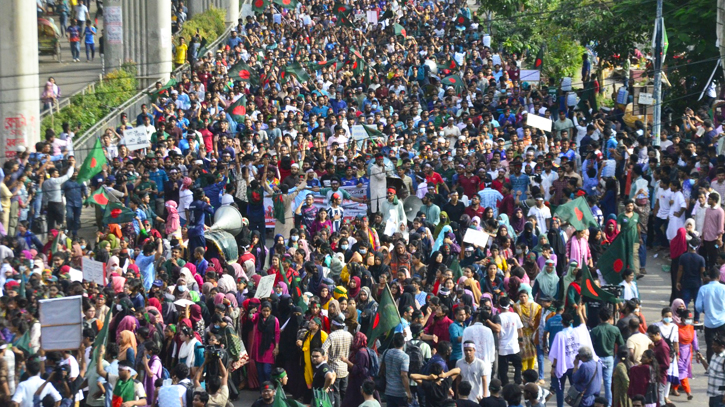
[366,347,380,377]
[417,65,428,81]
[405,340,425,375]
[180,380,195,407]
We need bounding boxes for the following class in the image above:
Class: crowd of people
[5,1,725,407]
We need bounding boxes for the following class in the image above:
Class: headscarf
[117,330,137,361]
[276,281,290,296]
[471,216,483,231]
[498,214,517,239]
[148,297,162,312]
[217,274,237,294]
[111,274,126,294]
[232,263,248,280]
[115,315,137,343]
[189,304,202,325]
[671,298,685,325]
[535,264,560,299]
[164,201,180,236]
[433,211,450,239]
[181,177,193,190]
[347,276,361,299]
[604,219,619,242]
[108,255,120,271]
[350,332,368,360]
[214,293,226,306]
[462,277,482,304]
[225,292,238,308]
[257,303,277,355]
[398,285,417,315]
[511,207,526,234]
[670,228,688,259]
[432,225,452,252]
[318,283,332,307]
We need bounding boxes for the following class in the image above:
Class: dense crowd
[4,1,725,407]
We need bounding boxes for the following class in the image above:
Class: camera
[205,345,222,359]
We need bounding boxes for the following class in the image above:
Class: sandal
[671,389,680,396]
[688,394,693,400]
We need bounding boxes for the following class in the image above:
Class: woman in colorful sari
[514,289,541,371]
[298,317,327,402]
[671,299,697,400]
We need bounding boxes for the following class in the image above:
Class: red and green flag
[252,0,269,13]
[441,74,464,93]
[85,187,120,209]
[455,14,470,27]
[597,232,634,285]
[76,138,108,184]
[362,124,384,146]
[336,12,355,27]
[228,60,258,84]
[553,196,598,231]
[281,62,310,84]
[226,96,248,122]
[534,46,544,69]
[103,202,136,225]
[393,23,407,37]
[350,58,366,77]
[308,59,338,70]
[333,3,352,16]
[367,284,401,345]
[580,264,620,304]
[290,275,307,313]
[149,78,177,103]
[88,307,113,376]
[273,0,298,9]
[438,59,459,72]
[13,331,32,354]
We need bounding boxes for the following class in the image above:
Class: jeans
[653,217,668,248]
[188,234,206,256]
[705,324,725,362]
[552,368,573,407]
[85,43,95,60]
[332,376,348,407]
[639,233,647,268]
[47,201,65,230]
[65,205,82,236]
[710,396,724,407]
[537,345,545,380]
[498,352,522,385]
[70,41,81,59]
[256,361,272,384]
[601,356,614,406]
[386,395,409,407]
[659,381,671,406]
[680,285,701,322]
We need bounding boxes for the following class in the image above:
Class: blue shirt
[62,179,87,207]
[187,199,213,237]
[135,253,156,291]
[132,208,147,235]
[148,169,169,194]
[696,281,725,328]
[509,173,531,200]
[479,188,504,216]
[544,314,564,348]
[449,321,466,361]
[573,359,601,406]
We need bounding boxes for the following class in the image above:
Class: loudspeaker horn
[403,195,423,223]
[210,205,244,236]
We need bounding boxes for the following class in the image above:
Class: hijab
[189,304,202,325]
[604,219,619,242]
[257,303,277,353]
[115,315,137,344]
[350,332,368,360]
[347,276,361,299]
[498,214,517,239]
[462,277,482,304]
[398,285,417,314]
[433,211,450,239]
[535,264,560,299]
[432,225,453,252]
[670,228,688,259]
[117,330,137,361]
[276,281,290,296]
[511,207,526,234]
[671,298,685,325]
[165,201,180,235]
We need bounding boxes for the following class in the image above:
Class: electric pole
[652,0,663,146]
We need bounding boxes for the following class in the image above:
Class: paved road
[37,5,104,108]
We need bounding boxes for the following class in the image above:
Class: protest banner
[255,275,276,299]
[83,258,106,285]
[39,296,83,351]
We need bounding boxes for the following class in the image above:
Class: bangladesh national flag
[290,275,307,313]
[88,307,113,376]
[51,230,64,254]
[534,46,544,69]
[455,14,470,27]
[553,196,598,231]
[597,232,634,285]
[226,96,248,122]
[76,138,108,184]
[103,202,136,225]
[336,12,355,27]
[273,0,298,9]
[85,187,120,209]
[149,78,177,102]
[228,61,258,84]
[439,59,459,72]
[13,331,32,354]
[393,23,407,37]
[281,62,310,84]
[580,264,620,304]
[367,284,401,345]
[441,74,464,93]
[333,3,352,16]
[252,0,268,13]
[308,59,338,70]
[362,124,384,146]
[350,58,366,77]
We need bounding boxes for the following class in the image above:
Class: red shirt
[498,194,515,218]
[200,128,214,153]
[426,172,445,192]
[458,174,480,198]
[424,315,453,345]
[464,205,485,220]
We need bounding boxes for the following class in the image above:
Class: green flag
[103,202,136,225]
[88,307,113,376]
[149,78,178,103]
[534,46,544,69]
[350,58,366,77]
[252,0,269,13]
[438,59,459,72]
[580,264,620,304]
[308,59,338,70]
[281,62,310,83]
[13,331,32,354]
[226,96,248,122]
[455,14,470,27]
[553,197,598,231]
[362,124,384,146]
[85,187,120,209]
[228,61,258,84]
[333,3,352,16]
[76,138,108,184]
[50,231,64,254]
[393,24,407,37]
[336,12,356,27]
[273,0,298,9]
[441,74,464,93]
[367,284,401,345]
[290,275,307,313]
[450,258,463,281]
[597,233,634,285]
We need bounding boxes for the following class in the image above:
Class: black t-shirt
[442,201,466,223]
[679,252,705,288]
[480,395,507,407]
[458,399,481,407]
[312,362,332,390]
[251,398,274,407]
[422,377,453,407]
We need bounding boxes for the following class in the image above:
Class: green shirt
[590,322,624,357]
[616,212,640,241]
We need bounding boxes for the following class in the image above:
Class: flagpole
[652,0,663,146]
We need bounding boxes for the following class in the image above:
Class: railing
[73,3,248,164]
[40,74,103,119]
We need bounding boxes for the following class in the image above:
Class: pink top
[250,313,280,364]
[702,206,725,242]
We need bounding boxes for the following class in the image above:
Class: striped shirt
[384,348,410,398]
[321,329,353,378]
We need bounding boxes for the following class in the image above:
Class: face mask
[634,308,640,314]
[81,245,86,250]
[213,325,220,329]
[359,249,367,254]
[341,245,349,250]
[685,318,693,325]
[515,249,523,254]
[291,235,299,241]
[663,317,672,324]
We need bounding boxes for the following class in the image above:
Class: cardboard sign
[123,126,149,151]
[39,296,83,351]
[68,268,83,282]
[638,93,654,105]
[526,114,553,133]
[520,70,541,82]
[255,274,276,299]
[83,258,106,285]
[463,229,490,247]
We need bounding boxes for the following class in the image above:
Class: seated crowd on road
[4,1,725,407]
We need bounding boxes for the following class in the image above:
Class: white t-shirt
[498,312,523,356]
[12,376,62,407]
[179,189,193,220]
[528,205,552,234]
[75,4,89,21]
[656,187,672,219]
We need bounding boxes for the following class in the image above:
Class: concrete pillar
[223,0,240,25]
[104,0,172,85]
[187,0,207,18]
[0,0,41,160]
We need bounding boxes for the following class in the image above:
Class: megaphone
[210,205,244,236]
[403,195,423,223]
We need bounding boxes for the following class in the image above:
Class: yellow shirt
[174,44,188,65]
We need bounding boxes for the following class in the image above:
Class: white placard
[83,258,106,285]
[483,34,491,47]
[68,268,83,282]
[351,125,367,141]
[463,229,489,247]
[273,14,282,24]
[520,70,541,82]
[355,11,366,21]
[123,126,149,151]
[39,296,83,351]
[367,10,378,24]
[106,25,123,45]
[492,54,502,66]
[602,159,616,178]
[173,299,195,308]
[638,92,653,105]
[526,114,553,133]
[255,274,276,299]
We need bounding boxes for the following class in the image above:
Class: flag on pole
[103,202,136,225]
[534,46,544,69]
[553,196,598,231]
[652,18,669,64]
[273,0,298,9]
[85,187,120,209]
[228,61,258,84]
[597,232,634,285]
[367,284,401,345]
[580,264,620,304]
[76,138,108,184]
[226,96,248,122]
[252,0,269,13]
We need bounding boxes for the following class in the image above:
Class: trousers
[498,352,522,385]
